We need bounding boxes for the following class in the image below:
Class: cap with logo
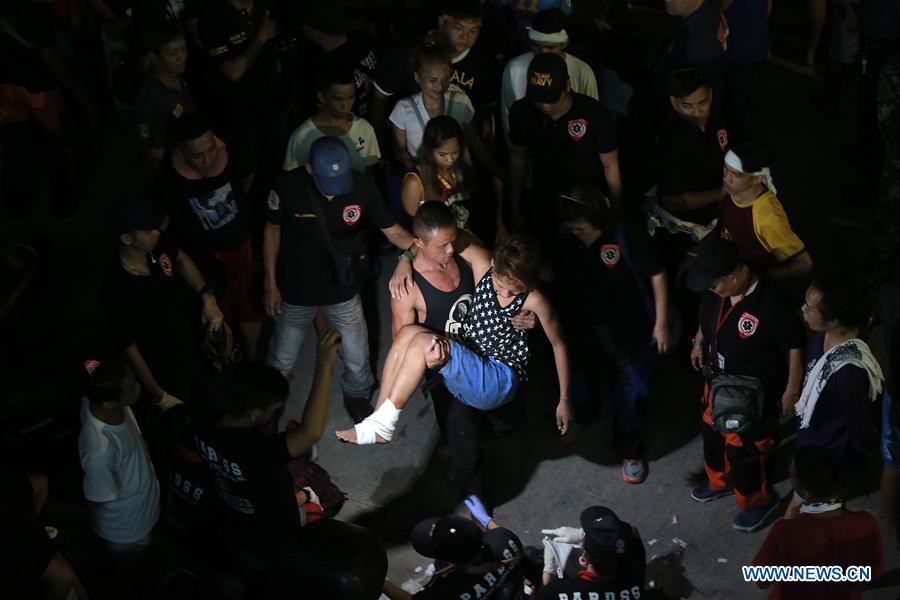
[579,506,629,562]
[526,52,569,104]
[411,515,486,565]
[309,136,354,197]
[685,236,743,293]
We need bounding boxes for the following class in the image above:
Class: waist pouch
[709,373,765,434]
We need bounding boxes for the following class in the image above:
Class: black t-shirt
[192,422,298,557]
[414,528,524,600]
[100,235,203,400]
[509,93,618,199]
[0,2,56,91]
[537,572,644,600]
[653,1,727,107]
[372,40,420,99]
[698,275,805,400]
[198,0,276,127]
[649,110,728,223]
[322,30,379,118]
[156,404,216,541]
[451,48,499,112]
[373,41,498,112]
[561,221,663,361]
[133,75,197,151]
[163,161,250,256]
[266,170,395,306]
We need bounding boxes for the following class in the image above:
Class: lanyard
[715,297,739,334]
[710,296,740,368]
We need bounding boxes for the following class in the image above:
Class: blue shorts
[439,341,520,411]
[883,391,900,469]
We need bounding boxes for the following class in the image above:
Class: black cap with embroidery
[411,515,486,565]
[686,236,743,293]
[580,506,629,562]
[526,53,569,104]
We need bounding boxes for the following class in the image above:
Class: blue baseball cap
[309,136,353,196]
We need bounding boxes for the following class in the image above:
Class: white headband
[528,28,569,45]
[724,149,777,195]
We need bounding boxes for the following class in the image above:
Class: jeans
[266,296,375,399]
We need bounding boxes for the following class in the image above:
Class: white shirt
[389,90,475,158]
[283,115,381,172]
[500,51,599,135]
[79,398,160,544]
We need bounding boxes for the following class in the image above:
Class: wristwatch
[692,338,704,348]
[198,284,215,298]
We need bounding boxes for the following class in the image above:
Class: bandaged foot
[335,399,401,445]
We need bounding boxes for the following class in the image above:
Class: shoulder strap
[614,224,655,321]
[411,95,429,131]
[304,176,338,259]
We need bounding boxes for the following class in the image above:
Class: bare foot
[335,427,387,445]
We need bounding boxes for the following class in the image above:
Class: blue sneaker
[732,497,781,532]
[690,483,734,503]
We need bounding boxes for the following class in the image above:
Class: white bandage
[724,150,778,195]
[353,399,401,445]
[528,28,569,45]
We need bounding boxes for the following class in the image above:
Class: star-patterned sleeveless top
[461,268,530,377]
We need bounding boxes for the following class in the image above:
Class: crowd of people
[2,0,900,598]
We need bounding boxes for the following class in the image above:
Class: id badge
[717,353,725,370]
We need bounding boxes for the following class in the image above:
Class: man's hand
[781,387,800,416]
[652,321,669,354]
[425,336,450,370]
[265,282,282,318]
[201,296,224,332]
[541,526,584,544]
[257,11,277,43]
[690,344,704,371]
[556,399,572,435]
[316,329,342,366]
[389,259,414,300]
[510,310,536,330]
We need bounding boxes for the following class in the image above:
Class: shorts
[439,341,520,411]
[883,391,900,469]
[213,238,264,324]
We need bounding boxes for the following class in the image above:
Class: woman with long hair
[401,115,476,231]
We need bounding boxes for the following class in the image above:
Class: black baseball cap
[411,515,486,565]
[580,506,628,562]
[113,199,164,234]
[526,53,569,104]
[685,236,743,293]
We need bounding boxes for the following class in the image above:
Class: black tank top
[412,254,475,337]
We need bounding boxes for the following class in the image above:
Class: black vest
[412,254,474,336]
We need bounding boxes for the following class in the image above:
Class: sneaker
[732,497,780,532]
[690,483,735,503]
[621,459,647,484]
[343,395,374,424]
